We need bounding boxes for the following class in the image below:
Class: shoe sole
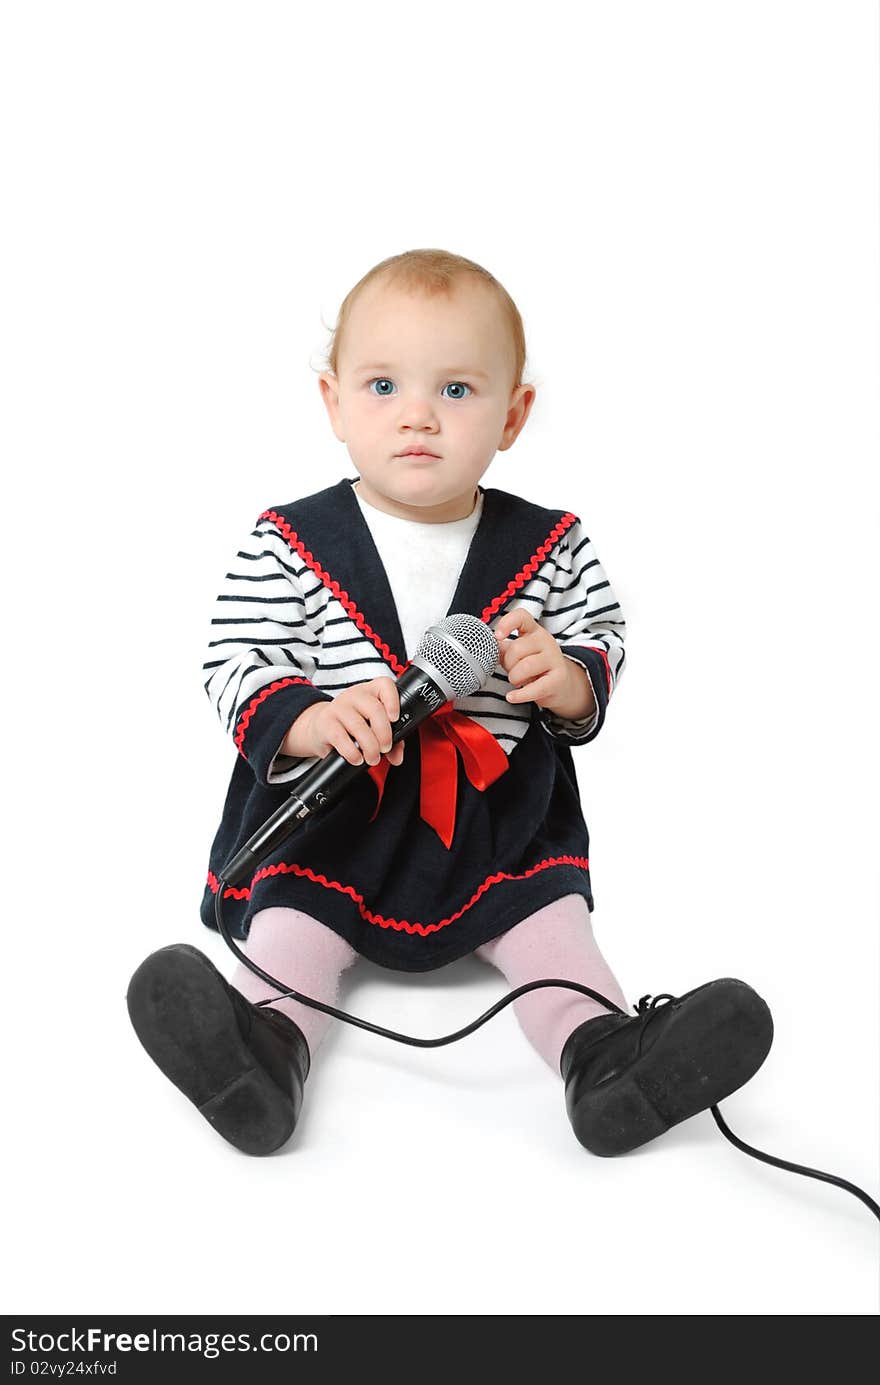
[567,978,773,1156]
[127,945,297,1156]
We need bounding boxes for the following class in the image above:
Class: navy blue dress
[199,477,626,972]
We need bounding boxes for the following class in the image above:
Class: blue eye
[367,377,472,399]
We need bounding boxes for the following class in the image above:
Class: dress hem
[200,861,595,973]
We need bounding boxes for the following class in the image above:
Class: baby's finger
[328,722,369,766]
[359,688,396,757]
[386,742,404,767]
[340,708,382,765]
[373,677,401,726]
[507,672,554,704]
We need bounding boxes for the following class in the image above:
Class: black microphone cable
[213,877,879,1225]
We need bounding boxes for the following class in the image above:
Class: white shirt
[352,482,485,660]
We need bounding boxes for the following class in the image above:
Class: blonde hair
[319,248,529,389]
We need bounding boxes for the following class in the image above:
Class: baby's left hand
[493,608,596,720]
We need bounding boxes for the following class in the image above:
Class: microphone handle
[219,663,449,887]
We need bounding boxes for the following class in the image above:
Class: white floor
[8,848,878,1316]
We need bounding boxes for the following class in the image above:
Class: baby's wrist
[281,703,322,758]
[551,659,596,721]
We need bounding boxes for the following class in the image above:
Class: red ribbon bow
[365,700,509,849]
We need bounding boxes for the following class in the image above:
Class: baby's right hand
[282,678,404,767]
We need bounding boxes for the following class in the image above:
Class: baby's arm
[202,517,333,786]
[554,655,599,721]
[537,517,627,746]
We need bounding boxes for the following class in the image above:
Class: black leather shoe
[559,977,773,1157]
[127,943,311,1156]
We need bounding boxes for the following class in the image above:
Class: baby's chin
[355,471,479,520]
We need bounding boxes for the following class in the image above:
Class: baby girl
[127,248,772,1156]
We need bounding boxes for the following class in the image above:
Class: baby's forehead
[346,277,513,370]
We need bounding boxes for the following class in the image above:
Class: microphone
[220,613,500,886]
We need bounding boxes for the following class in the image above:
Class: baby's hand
[493,608,596,720]
[282,679,405,767]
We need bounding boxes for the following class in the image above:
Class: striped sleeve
[537,518,627,746]
[201,517,333,786]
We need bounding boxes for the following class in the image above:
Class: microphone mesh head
[413,613,500,699]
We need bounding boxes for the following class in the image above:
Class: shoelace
[634,992,677,1057]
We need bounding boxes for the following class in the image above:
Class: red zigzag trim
[233,676,314,755]
[481,512,577,622]
[593,648,612,696]
[207,854,590,937]
[262,509,408,675]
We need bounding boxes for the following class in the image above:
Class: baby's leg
[230,907,359,1057]
[475,894,631,1073]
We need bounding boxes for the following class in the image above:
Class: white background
[2,0,877,1317]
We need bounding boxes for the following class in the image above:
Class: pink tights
[230,894,631,1075]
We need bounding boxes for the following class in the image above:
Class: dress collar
[264,476,574,675]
